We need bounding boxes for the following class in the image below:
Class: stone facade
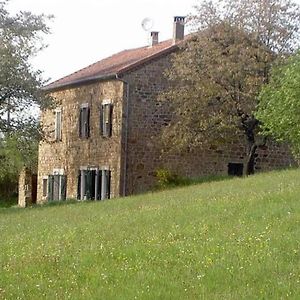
[37,80,125,203]
[37,44,295,202]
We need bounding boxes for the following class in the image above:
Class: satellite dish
[141,17,154,32]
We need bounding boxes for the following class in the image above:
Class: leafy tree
[0,130,38,198]
[0,0,52,195]
[161,0,300,175]
[256,51,300,158]
[0,0,52,132]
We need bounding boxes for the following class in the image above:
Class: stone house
[26,17,294,205]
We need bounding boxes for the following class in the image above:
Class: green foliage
[0,124,39,198]
[155,168,182,187]
[0,169,300,298]
[256,51,300,157]
[0,127,39,195]
[0,0,53,132]
[0,196,17,208]
[155,168,229,189]
[0,1,51,197]
[161,0,300,175]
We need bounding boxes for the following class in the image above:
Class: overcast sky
[7,0,300,84]
[7,0,197,83]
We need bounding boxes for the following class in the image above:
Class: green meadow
[1,169,300,299]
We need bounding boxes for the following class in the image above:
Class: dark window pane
[228,163,244,176]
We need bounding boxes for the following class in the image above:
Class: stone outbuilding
[34,17,294,204]
[18,168,37,207]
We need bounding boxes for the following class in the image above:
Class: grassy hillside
[0,169,300,299]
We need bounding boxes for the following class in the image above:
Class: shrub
[155,168,191,188]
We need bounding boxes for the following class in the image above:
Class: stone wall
[37,80,125,202]
[18,168,35,207]
[122,54,295,195]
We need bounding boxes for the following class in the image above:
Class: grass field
[0,169,300,299]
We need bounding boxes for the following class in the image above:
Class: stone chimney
[150,31,159,46]
[173,16,185,44]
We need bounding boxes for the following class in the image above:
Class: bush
[155,168,191,188]
[156,168,232,190]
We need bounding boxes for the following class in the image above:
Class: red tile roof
[44,38,180,91]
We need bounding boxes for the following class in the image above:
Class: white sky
[7,0,197,83]
[7,0,300,84]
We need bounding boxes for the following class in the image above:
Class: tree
[161,0,300,175]
[0,0,52,133]
[0,0,52,196]
[256,51,300,158]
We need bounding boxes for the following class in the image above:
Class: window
[100,101,113,137]
[54,109,62,141]
[77,168,111,200]
[48,170,67,201]
[228,163,244,176]
[79,104,90,138]
[42,178,48,197]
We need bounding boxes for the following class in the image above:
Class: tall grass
[0,169,300,299]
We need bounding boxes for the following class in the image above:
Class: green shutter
[77,171,81,200]
[106,170,111,199]
[86,170,93,200]
[102,104,112,137]
[100,105,104,135]
[61,175,67,200]
[86,107,90,138]
[97,170,102,200]
[79,108,83,137]
[108,104,113,137]
[48,175,54,201]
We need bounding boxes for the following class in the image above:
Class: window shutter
[102,104,113,137]
[77,171,81,200]
[86,170,93,200]
[48,175,54,201]
[101,170,111,200]
[101,170,106,200]
[100,105,104,135]
[79,107,90,138]
[108,104,113,137]
[60,175,67,200]
[55,110,62,141]
[53,175,60,200]
[106,170,111,199]
[86,107,90,138]
[79,108,83,138]
[83,108,87,138]
[42,178,47,197]
[97,170,102,200]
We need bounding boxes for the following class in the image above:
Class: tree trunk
[246,142,257,175]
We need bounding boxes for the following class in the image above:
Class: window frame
[79,103,90,139]
[78,166,111,200]
[48,169,67,201]
[101,99,113,138]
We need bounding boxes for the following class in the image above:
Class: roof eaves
[43,73,116,93]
